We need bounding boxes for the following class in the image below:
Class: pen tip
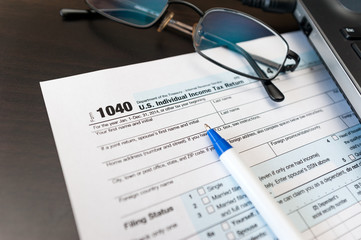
[204,124,211,131]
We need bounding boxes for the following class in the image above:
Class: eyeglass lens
[86,0,168,26]
[193,9,289,80]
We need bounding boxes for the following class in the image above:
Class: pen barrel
[220,148,303,240]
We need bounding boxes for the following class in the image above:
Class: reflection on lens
[193,9,288,80]
[86,0,168,27]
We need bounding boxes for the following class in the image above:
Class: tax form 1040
[41,31,361,240]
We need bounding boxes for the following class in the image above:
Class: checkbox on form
[197,187,206,196]
[206,205,215,214]
[221,222,230,231]
[202,196,210,204]
[226,232,236,240]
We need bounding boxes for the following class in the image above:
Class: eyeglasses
[60,0,300,102]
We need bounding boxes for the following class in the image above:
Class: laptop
[294,0,361,117]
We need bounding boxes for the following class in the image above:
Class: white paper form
[41,31,361,240]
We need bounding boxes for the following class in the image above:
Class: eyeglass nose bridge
[157,12,175,32]
[157,11,198,37]
[156,0,204,35]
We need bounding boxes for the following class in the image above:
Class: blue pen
[205,124,302,240]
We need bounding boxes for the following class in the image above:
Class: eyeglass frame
[60,0,300,102]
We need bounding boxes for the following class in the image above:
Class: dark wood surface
[0,0,298,239]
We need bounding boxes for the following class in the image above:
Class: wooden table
[0,0,298,239]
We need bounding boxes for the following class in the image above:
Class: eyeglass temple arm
[224,39,301,101]
[252,50,300,73]
[60,8,100,20]
[229,40,285,102]
[60,7,158,21]
[201,32,284,101]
